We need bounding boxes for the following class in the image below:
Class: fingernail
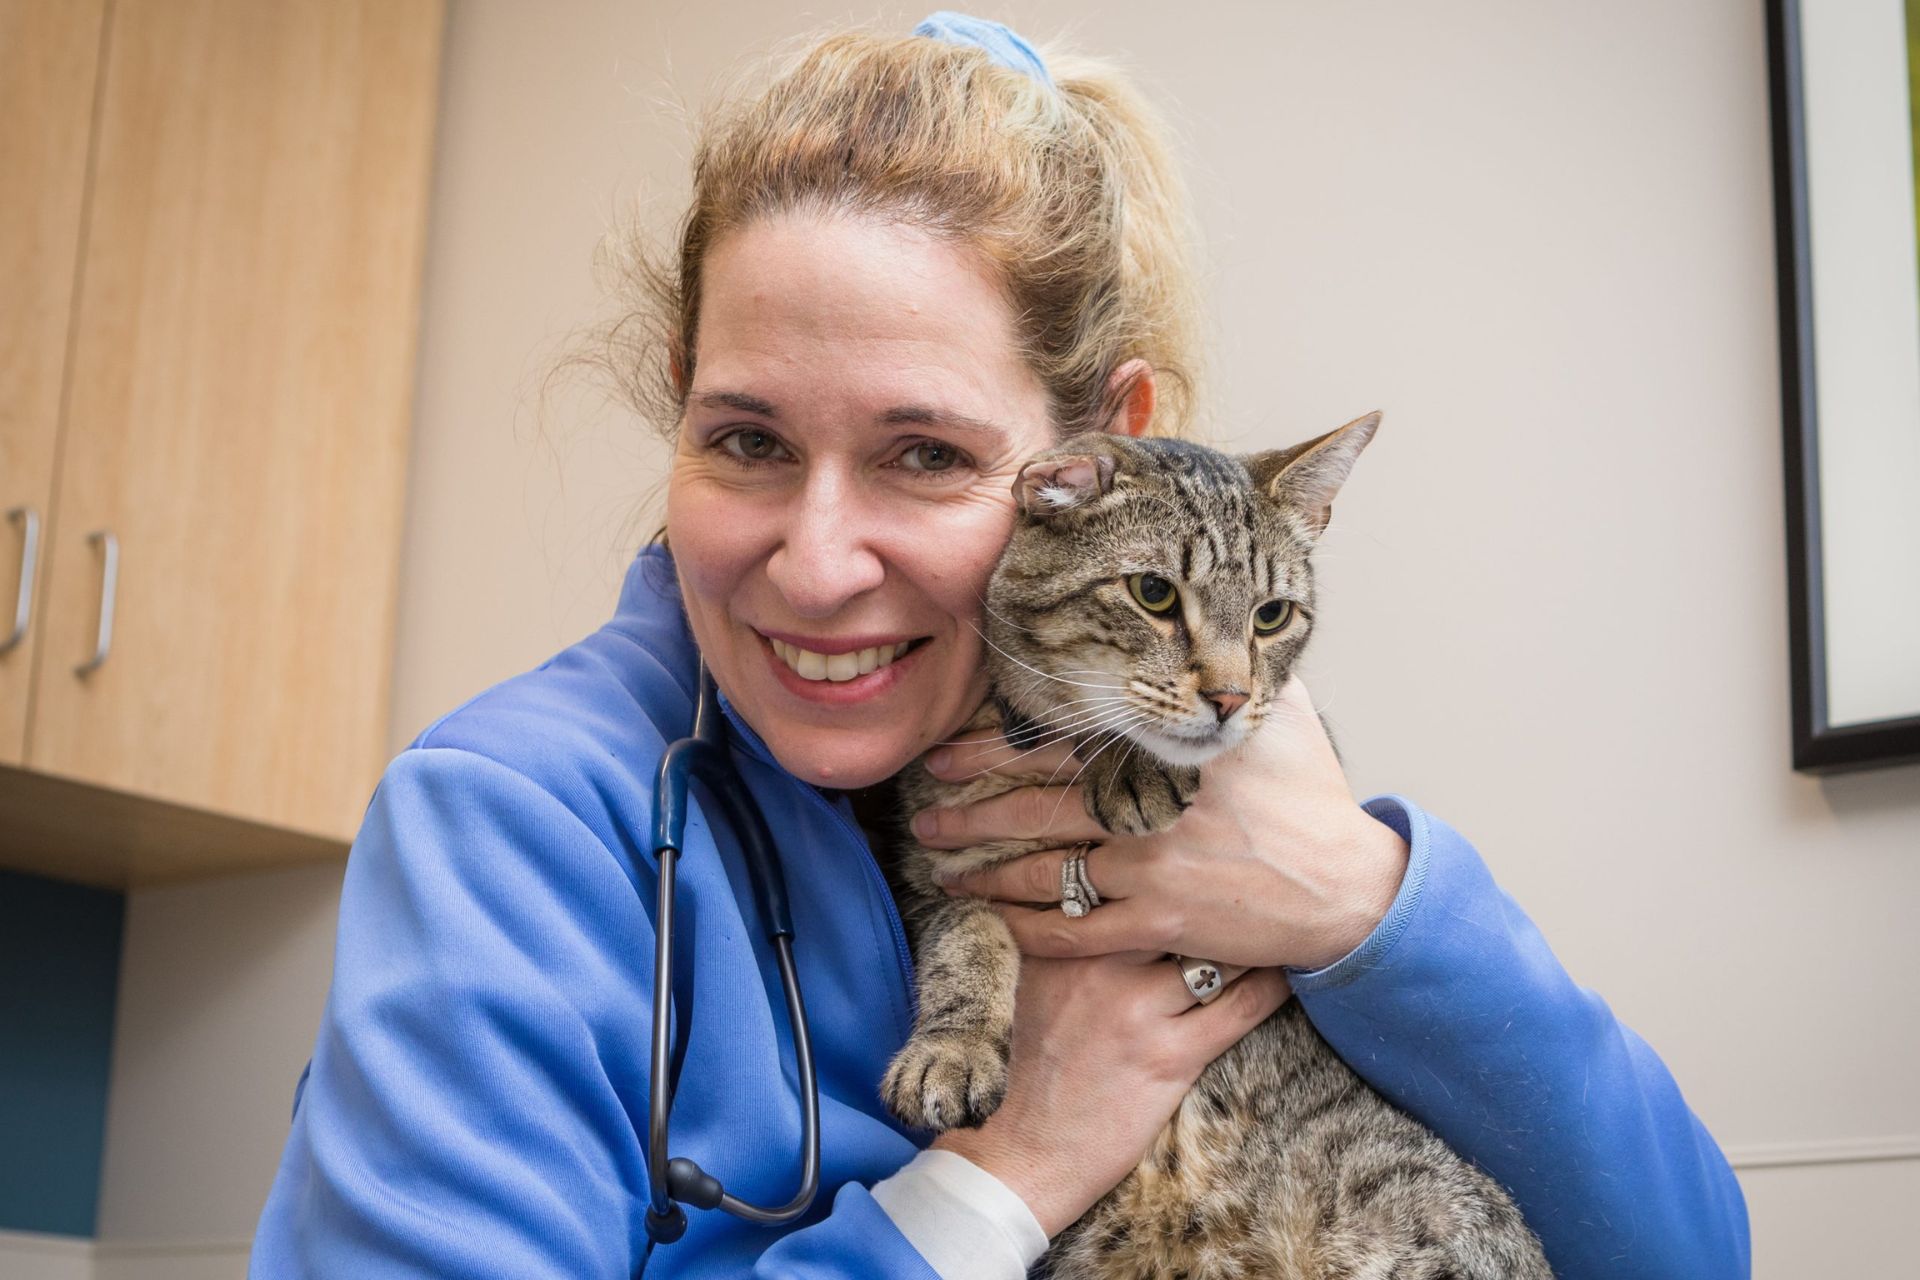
[911,810,938,839]
[926,748,953,775]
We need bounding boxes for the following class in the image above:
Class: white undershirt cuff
[869,1147,1051,1279]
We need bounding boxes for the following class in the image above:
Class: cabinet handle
[2,506,38,655]
[75,529,118,677]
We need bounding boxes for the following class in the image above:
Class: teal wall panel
[0,869,124,1237]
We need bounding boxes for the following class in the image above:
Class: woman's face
[665,210,1057,789]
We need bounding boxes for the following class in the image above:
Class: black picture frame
[1766,0,1920,773]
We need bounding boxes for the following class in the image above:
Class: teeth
[771,637,914,682]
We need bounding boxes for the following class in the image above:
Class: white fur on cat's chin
[1124,719,1248,767]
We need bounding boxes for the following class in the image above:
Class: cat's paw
[1085,760,1198,836]
[880,1032,1009,1132]
[1087,792,1161,837]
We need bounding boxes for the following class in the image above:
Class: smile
[769,637,912,683]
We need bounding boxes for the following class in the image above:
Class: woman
[251,15,1749,1278]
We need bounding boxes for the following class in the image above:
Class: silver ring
[1174,955,1225,1005]
[1072,842,1100,909]
[1059,842,1099,918]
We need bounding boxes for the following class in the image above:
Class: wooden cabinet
[0,0,443,887]
[0,0,106,767]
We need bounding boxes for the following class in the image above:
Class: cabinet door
[0,0,107,765]
[31,0,442,839]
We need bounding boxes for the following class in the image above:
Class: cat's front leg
[881,895,1020,1132]
[1076,746,1200,837]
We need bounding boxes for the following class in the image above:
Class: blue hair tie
[913,10,1054,88]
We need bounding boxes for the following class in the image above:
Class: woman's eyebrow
[879,404,1011,444]
[691,391,1012,444]
[691,390,778,417]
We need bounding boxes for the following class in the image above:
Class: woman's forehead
[696,212,1042,403]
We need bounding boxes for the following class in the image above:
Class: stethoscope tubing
[644,664,822,1253]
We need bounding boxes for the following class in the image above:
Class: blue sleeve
[249,747,936,1280]
[1288,795,1751,1280]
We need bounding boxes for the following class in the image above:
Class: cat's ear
[1013,452,1117,517]
[1244,411,1380,537]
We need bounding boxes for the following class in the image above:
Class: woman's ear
[1103,358,1156,438]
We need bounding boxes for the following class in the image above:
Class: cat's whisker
[921,696,1134,750]
[936,712,1152,796]
[937,704,1152,776]
[1002,705,1155,762]
[917,702,1128,752]
[1027,702,1137,731]
[1041,692,1137,711]
[966,619,1127,690]
[1054,712,1153,781]
[972,590,1045,640]
[1260,694,1333,723]
[1043,717,1153,829]
[1041,713,1154,787]
[1036,694,1136,725]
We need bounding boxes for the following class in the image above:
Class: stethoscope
[641,661,821,1268]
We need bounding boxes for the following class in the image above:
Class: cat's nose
[1201,688,1248,723]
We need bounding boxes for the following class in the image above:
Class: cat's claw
[880,1033,1009,1132]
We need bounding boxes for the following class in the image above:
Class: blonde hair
[604,25,1207,441]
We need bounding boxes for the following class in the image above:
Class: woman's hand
[910,675,1409,973]
[932,950,1289,1236]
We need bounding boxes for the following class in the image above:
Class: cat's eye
[1128,573,1178,614]
[1252,599,1294,634]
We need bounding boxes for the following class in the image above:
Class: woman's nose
[762,474,886,618]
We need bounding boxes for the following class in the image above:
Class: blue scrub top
[250,545,1749,1278]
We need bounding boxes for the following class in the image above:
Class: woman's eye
[1128,573,1178,614]
[719,428,787,463]
[899,441,962,473]
[1253,599,1293,633]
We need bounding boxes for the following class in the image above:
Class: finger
[1144,959,1251,1020]
[1159,959,1251,1013]
[1179,967,1291,1056]
[1278,672,1315,714]
[924,731,1080,783]
[911,784,1105,849]
[1269,673,1337,752]
[995,898,1173,959]
[940,842,1131,904]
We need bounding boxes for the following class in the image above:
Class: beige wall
[75,1,1920,1275]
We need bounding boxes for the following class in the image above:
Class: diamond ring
[1058,842,1100,918]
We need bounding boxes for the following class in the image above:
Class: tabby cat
[879,414,1552,1279]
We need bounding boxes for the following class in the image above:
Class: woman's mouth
[769,637,912,682]
[756,631,931,703]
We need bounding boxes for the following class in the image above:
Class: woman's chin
[764,729,922,791]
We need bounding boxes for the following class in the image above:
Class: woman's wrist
[932,1124,1078,1238]
[1292,805,1411,972]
